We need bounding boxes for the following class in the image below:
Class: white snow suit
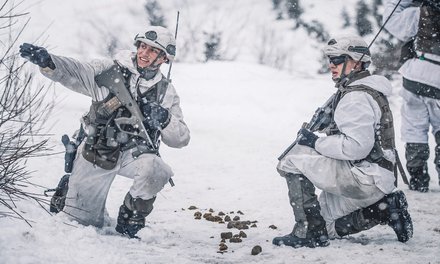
[277,74,397,238]
[40,50,190,227]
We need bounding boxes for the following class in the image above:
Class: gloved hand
[297,128,319,149]
[141,101,171,130]
[19,43,55,70]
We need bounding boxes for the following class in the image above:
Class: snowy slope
[2,61,440,264]
[1,1,440,264]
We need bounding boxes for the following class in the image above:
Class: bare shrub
[0,0,54,225]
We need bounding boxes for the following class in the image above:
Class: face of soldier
[136,42,167,69]
[328,56,357,81]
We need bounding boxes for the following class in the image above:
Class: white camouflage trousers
[277,145,387,238]
[63,143,173,227]
[400,88,440,143]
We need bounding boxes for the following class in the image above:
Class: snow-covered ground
[1,1,440,264]
[2,60,440,264]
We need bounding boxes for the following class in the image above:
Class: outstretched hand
[19,43,55,70]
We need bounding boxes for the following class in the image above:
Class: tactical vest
[81,64,168,169]
[328,84,396,172]
[416,5,440,56]
[399,4,440,66]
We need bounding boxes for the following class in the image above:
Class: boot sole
[387,190,413,243]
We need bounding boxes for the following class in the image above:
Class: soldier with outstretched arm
[20,26,190,238]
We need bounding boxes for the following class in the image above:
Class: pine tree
[144,0,167,27]
[341,7,351,28]
[299,20,329,43]
[203,31,222,62]
[285,0,303,27]
[272,0,284,20]
[355,0,373,36]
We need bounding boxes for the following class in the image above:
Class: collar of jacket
[338,70,371,88]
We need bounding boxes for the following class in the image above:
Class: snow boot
[335,190,413,243]
[115,192,156,238]
[49,174,70,213]
[272,173,329,248]
[406,143,430,192]
[408,164,430,192]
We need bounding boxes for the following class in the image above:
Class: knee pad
[405,143,429,168]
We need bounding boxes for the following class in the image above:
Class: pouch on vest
[82,140,120,170]
[82,115,121,170]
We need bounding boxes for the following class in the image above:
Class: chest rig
[326,84,395,172]
[416,5,440,57]
[81,63,168,169]
[400,5,440,66]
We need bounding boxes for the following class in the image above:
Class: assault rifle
[95,64,176,187]
[277,93,336,161]
[94,64,157,151]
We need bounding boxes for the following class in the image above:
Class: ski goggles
[136,30,176,56]
[328,55,347,66]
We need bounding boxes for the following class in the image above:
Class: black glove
[19,43,55,70]
[297,128,319,149]
[141,101,171,130]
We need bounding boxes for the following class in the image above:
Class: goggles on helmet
[135,30,176,56]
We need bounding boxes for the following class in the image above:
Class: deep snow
[1,1,440,264]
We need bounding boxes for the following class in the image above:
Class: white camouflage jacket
[315,75,397,194]
[40,50,190,149]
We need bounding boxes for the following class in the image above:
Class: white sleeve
[160,83,190,148]
[40,54,112,101]
[383,0,420,41]
[315,92,377,160]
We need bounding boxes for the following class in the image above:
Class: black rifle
[278,93,335,161]
[95,63,176,187]
[95,64,157,151]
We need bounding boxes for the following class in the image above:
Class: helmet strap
[334,56,349,87]
[135,50,165,75]
[335,55,364,88]
[150,50,165,68]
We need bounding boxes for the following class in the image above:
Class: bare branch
[0,0,55,224]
